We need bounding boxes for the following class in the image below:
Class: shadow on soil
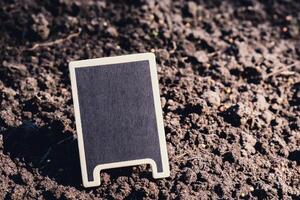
[1,121,145,189]
[1,121,82,187]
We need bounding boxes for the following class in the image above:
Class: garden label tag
[69,53,170,187]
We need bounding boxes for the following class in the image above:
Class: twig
[56,135,74,145]
[172,152,188,161]
[187,156,202,161]
[38,146,52,165]
[27,30,81,51]
[170,41,177,54]
[37,135,74,166]
[265,63,296,79]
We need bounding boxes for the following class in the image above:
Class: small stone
[240,117,247,125]
[194,51,209,63]
[167,99,178,111]
[286,15,292,21]
[204,63,211,68]
[182,41,196,56]
[31,13,50,40]
[255,94,269,111]
[152,30,158,37]
[218,105,226,112]
[271,103,280,111]
[160,97,166,108]
[262,110,273,124]
[282,27,288,32]
[30,56,39,64]
[186,1,197,17]
[170,117,179,126]
[241,132,257,154]
[159,49,170,60]
[202,91,221,107]
[67,16,79,26]
[107,27,118,37]
[225,88,231,94]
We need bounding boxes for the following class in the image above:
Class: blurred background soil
[0,0,299,199]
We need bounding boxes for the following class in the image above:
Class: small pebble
[31,13,50,40]
[282,27,288,32]
[241,133,257,153]
[225,88,231,94]
[186,1,197,17]
[255,94,269,111]
[202,91,221,107]
[262,110,273,124]
[107,27,118,37]
[286,15,292,21]
[194,51,209,63]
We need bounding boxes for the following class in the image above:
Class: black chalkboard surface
[69,53,170,187]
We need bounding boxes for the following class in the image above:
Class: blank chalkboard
[69,53,170,187]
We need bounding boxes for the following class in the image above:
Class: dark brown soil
[0,0,300,199]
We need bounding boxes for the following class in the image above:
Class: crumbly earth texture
[0,0,299,199]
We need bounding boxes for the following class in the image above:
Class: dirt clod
[255,94,269,111]
[31,13,50,40]
[241,132,257,154]
[202,90,221,107]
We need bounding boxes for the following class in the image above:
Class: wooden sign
[69,53,170,187]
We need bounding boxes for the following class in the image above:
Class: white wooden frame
[69,53,170,187]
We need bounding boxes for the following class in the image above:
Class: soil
[0,0,300,199]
